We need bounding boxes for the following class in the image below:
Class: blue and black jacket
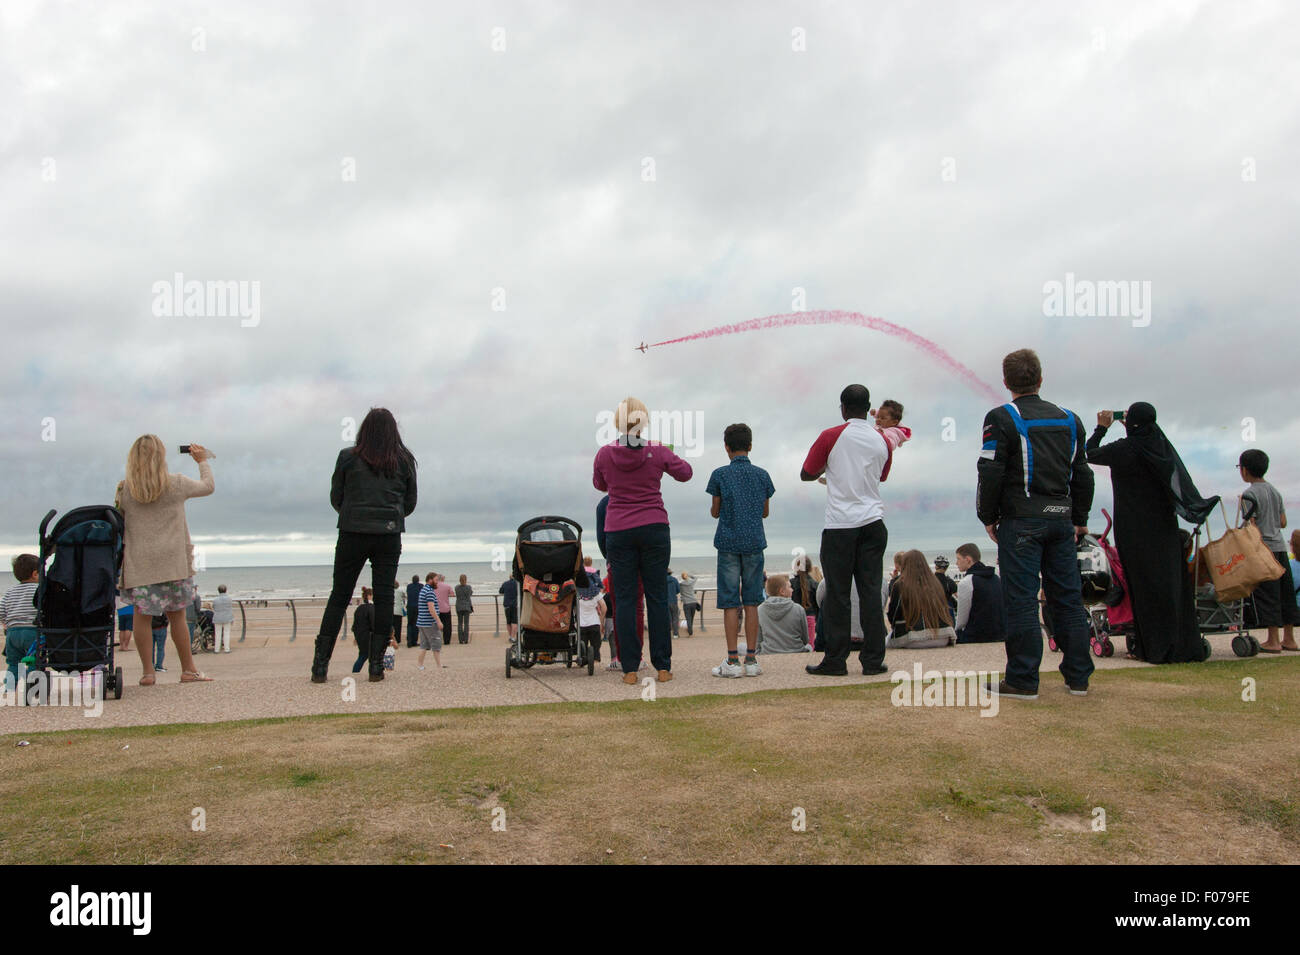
[976,395,1093,527]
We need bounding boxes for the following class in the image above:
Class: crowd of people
[3,350,1295,697]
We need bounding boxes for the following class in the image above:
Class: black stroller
[31,507,125,702]
[505,516,595,679]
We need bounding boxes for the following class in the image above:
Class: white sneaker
[712,660,743,678]
[744,659,762,677]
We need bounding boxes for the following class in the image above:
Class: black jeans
[683,602,698,635]
[457,611,471,643]
[998,517,1092,690]
[406,614,418,647]
[606,522,672,673]
[312,531,401,677]
[819,520,888,669]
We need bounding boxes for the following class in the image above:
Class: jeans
[5,626,37,678]
[606,522,672,673]
[352,638,370,673]
[819,520,888,669]
[683,602,698,635]
[406,613,418,647]
[152,626,167,669]
[312,531,402,677]
[457,611,471,643]
[997,517,1093,691]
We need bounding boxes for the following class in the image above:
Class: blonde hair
[124,435,169,505]
[615,397,649,437]
[766,573,790,597]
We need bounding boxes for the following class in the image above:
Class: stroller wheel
[1201,636,1213,662]
[1248,635,1262,656]
[114,666,123,700]
[1090,636,1104,658]
[505,646,512,679]
[1232,635,1251,657]
[1102,637,1114,658]
[1047,636,1059,652]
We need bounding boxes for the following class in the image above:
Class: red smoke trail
[650,310,1001,402]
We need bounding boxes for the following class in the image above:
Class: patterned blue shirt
[416,584,440,626]
[706,455,775,554]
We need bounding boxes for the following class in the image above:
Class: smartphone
[1113,411,1125,422]
[179,445,215,458]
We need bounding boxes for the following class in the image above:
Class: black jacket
[977,395,1093,527]
[330,448,417,534]
[958,562,1005,643]
[351,602,374,642]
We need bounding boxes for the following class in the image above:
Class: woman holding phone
[115,436,215,684]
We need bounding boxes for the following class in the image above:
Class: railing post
[237,600,247,643]
[287,599,297,642]
[494,595,500,637]
[699,588,708,632]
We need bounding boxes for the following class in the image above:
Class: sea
[192,551,964,600]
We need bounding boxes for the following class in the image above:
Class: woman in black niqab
[1086,402,1218,663]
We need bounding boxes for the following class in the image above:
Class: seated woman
[885,550,957,648]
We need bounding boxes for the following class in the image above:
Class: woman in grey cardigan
[454,575,474,644]
[678,572,700,636]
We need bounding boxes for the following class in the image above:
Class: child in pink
[872,399,911,450]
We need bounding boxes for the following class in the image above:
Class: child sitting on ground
[755,574,811,653]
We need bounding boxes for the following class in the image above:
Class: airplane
[635,341,649,354]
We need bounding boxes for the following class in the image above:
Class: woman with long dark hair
[311,408,417,683]
[885,550,956,648]
[1086,403,1217,663]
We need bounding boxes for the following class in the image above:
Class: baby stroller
[30,507,125,702]
[1045,510,1129,658]
[505,516,595,678]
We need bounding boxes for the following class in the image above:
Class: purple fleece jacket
[593,440,693,532]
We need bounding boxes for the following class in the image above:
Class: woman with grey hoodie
[755,574,812,653]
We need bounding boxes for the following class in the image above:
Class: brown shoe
[368,672,385,682]
[621,672,638,685]
[657,670,673,682]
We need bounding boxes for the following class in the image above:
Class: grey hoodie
[756,595,811,653]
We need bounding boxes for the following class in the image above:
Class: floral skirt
[122,578,197,616]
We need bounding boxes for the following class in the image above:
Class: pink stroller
[1045,509,1131,657]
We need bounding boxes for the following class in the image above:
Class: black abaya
[1086,429,1202,662]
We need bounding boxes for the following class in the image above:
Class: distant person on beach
[977,349,1093,699]
[499,577,518,640]
[1237,449,1299,653]
[417,572,444,669]
[455,574,473,645]
[953,543,1005,644]
[707,423,774,678]
[115,436,215,685]
[435,574,454,646]
[594,398,692,685]
[392,579,406,644]
[933,556,958,616]
[885,550,956,648]
[310,408,417,684]
[2,554,40,681]
[212,584,234,652]
[406,575,421,647]
[116,598,133,652]
[802,384,890,677]
[678,571,699,636]
[1086,403,1218,662]
[151,613,168,672]
[756,574,812,654]
[351,587,374,673]
[185,591,202,643]
[665,569,681,639]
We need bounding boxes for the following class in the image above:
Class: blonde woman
[115,436,214,684]
[593,396,692,684]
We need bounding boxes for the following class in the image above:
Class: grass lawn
[1,660,1295,864]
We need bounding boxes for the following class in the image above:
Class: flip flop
[1281,646,1300,652]
[1258,647,1283,654]
[138,673,156,686]
[180,670,213,682]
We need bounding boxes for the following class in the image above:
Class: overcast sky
[2,0,1297,566]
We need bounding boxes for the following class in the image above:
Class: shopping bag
[1196,501,1284,601]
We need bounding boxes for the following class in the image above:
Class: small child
[1239,449,1300,652]
[1,555,40,682]
[383,637,397,671]
[577,571,607,663]
[707,423,775,678]
[872,399,912,450]
[756,574,812,653]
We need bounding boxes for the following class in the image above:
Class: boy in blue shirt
[706,424,775,677]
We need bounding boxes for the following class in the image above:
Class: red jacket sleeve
[802,425,843,476]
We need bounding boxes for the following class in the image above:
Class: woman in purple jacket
[594,397,692,684]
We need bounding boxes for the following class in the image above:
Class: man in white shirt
[800,384,892,676]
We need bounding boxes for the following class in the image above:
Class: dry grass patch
[0,660,1296,864]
